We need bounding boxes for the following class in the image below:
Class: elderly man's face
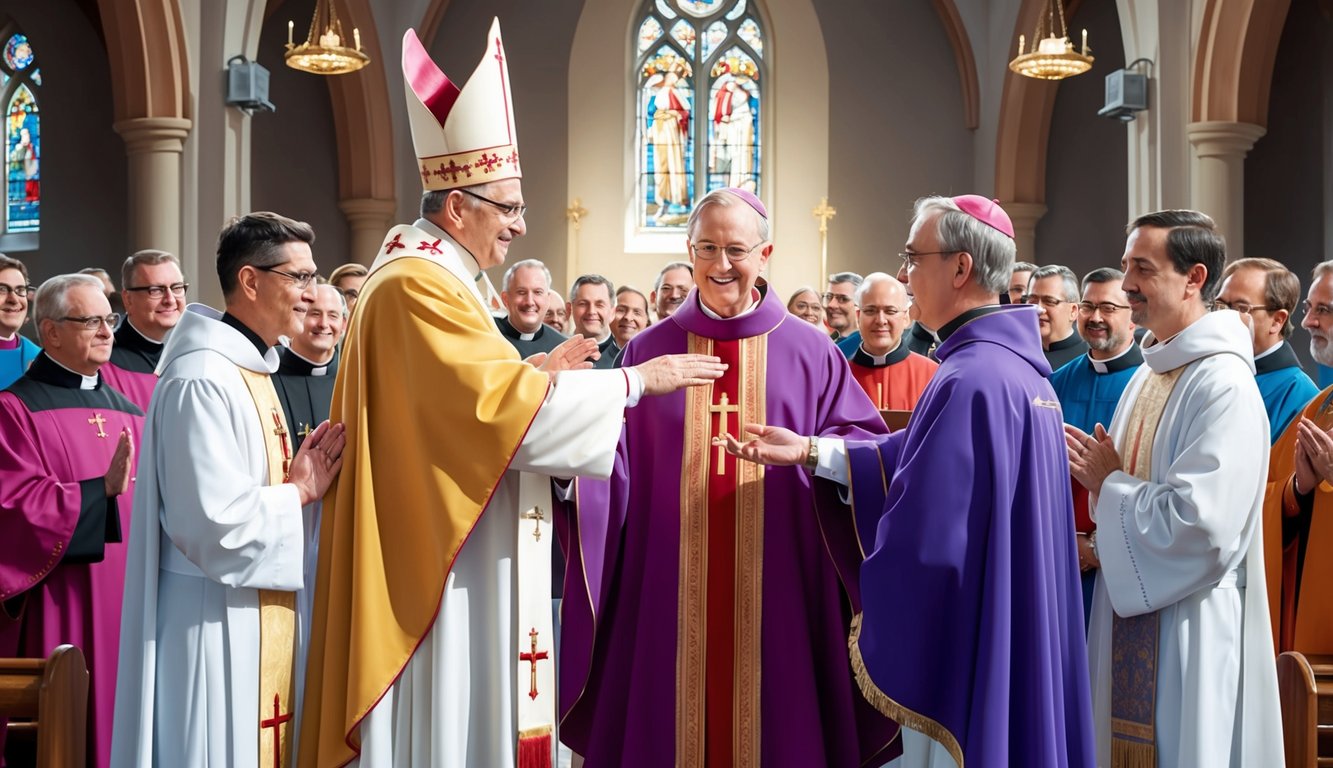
[823,281,857,335]
[1303,274,1333,366]
[653,267,693,318]
[901,211,960,331]
[544,293,566,332]
[502,265,551,334]
[1026,274,1077,348]
[42,284,114,376]
[291,285,346,363]
[688,202,771,318]
[452,179,527,270]
[857,280,911,356]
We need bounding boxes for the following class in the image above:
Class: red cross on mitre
[435,159,471,182]
[417,238,443,255]
[494,37,504,66]
[477,153,501,174]
[384,233,405,253]
[505,150,520,167]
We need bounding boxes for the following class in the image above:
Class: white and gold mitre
[402,18,521,192]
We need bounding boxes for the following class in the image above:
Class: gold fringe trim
[518,725,553,740]
[848,614,964,768]
[1110,737,1154,768]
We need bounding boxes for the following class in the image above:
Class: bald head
[856,272,912,356]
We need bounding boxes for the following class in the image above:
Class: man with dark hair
[1048,267,1142,629]
[112,211,347,767]
[610,284,651,353]
[824,270,863,357]
[1068,209,1281,767]
[1215,257,1317,443]
[730,194,1095,768]
[101,249,187,412]
[1009,260,1038,304]
[0,254,39,388]
[568,273,617,368]
[1026,264,1088,369]
[651,260,693,319]
[0,273,140,768]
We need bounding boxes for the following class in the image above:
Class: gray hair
[34,274,105,328]
[421,181,506,218]
[1029,264,1080,302]
[827,271,863,288]
[911,196,1015,294]
[854,272,905,305]
[1081,267,1125,293]
[1012,261,1038,275]
[1314,261,1333,282]
[121,249,181,290]
[314,283,348,315]
[503,259,553,292]
[685,189,771,243]
[569,273,614,303]
[654,261,693,292]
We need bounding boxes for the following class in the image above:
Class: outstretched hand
[634,354,727,396]
[289,421,347,505]
[535,335,599,375]
[721,423,808,467]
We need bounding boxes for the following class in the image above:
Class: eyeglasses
[690,240,768,262]
[860,306,906,318]
[124,282,189,299]
[1211,300,1277,315]
[1302,300,1333,321]
[821,292,855,305]
[1023,294,1068,309]
[460,188,528,221]
[257,265,318,290]
[898,250,958,270]
[59,314,120,331]
[0,283,34,298]
[1077,301,1131,316]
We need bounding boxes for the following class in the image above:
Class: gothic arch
[931,0,979,130]
[1192,0,1292,126]
[97,0,191,122]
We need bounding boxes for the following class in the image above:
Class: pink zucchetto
[952,195,1014,238]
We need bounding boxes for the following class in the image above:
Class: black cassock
[271,346,338,452]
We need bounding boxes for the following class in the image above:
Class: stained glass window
[635,0,764,229]
[0,27,38,238]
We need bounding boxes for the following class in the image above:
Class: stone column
[338,197,398,264]
[1002,201,1048,264]
[1186,121,1267,259]
[113,117,193,256]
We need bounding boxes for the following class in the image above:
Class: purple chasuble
[558,286,900,767]
[101,321,164,415]
[0,353,143,768]
[846,305,1095,768]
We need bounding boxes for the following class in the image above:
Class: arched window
[0,22,39,245]
[635,0,764,229]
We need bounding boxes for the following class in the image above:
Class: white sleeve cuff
[624,368,644,407]
[814,436,849,486]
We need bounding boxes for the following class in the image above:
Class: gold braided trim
[675,333,713,768]
[733,334,766,767]
[416,144,521,191]
[848,614,964,768]
[518,725,553,740]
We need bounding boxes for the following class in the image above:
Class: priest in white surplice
[1066,210,1283,767]
[110,213,347,767]
[297,20,723,768]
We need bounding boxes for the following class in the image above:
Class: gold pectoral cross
[297,422,313,442]
[709,392,740,476]
[88,412,108,438]
[521,506,544,542]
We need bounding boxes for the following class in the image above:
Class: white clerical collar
[288,346,335,376]
[699,289,760,321]
[857,341,901,365]
[1253,343,1281,361]
[127,319,166,345]
[518,330,536,341]
[50,356,99,389]
[1087,343,1135,374]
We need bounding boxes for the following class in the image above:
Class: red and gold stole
[676,332,766,768]
[237,367,297,768]
[1110,366,1184,768]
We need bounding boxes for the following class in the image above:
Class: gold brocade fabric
[298,256,550,768]
[237,367,297,768]
[1110,367,1184,767]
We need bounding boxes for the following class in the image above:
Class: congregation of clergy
[3,16,1332,768]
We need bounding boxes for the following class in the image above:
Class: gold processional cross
[709,392,740,476]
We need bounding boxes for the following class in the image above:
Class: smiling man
[1026,264,1088,370]
[560,187,899,768]
[0,254,39,388]
[101,250,186,413]
[610,285,651,353]
[567,273,617,368]
[498,258,567,358]
[848,272,936,411]
[0,273,141,768]
[651,260,693,320]
[112,212,346,767]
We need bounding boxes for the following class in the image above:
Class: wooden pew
[0,644,88,768]
[1278,651,1333,767]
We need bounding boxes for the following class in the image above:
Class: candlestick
[288,20,294,47]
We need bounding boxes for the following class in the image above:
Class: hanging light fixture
[1009,0,1093,81]
[285,0,369,76]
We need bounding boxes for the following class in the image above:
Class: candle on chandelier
[354,28,361,52]
[288,20,294,47]
[1082,28,1088,55]
[1018,34,1025,56]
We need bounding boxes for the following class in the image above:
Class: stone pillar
[1002,201,1048,264]
[338,197,398,264]
[1186,121,1267,259]
[113,117,193,256]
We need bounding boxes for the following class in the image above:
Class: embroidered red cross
[505,150,520,167]
[417,239,443,255]
[518,627,549,700]
[436,159,471,182]
[384,233,405,253]
[260,693,292,768]
[476,153,500,173]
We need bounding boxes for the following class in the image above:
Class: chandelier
[1009,0,1093,81]
[285,0,369,76]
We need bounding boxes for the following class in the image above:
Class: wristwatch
[803,435,820,472]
